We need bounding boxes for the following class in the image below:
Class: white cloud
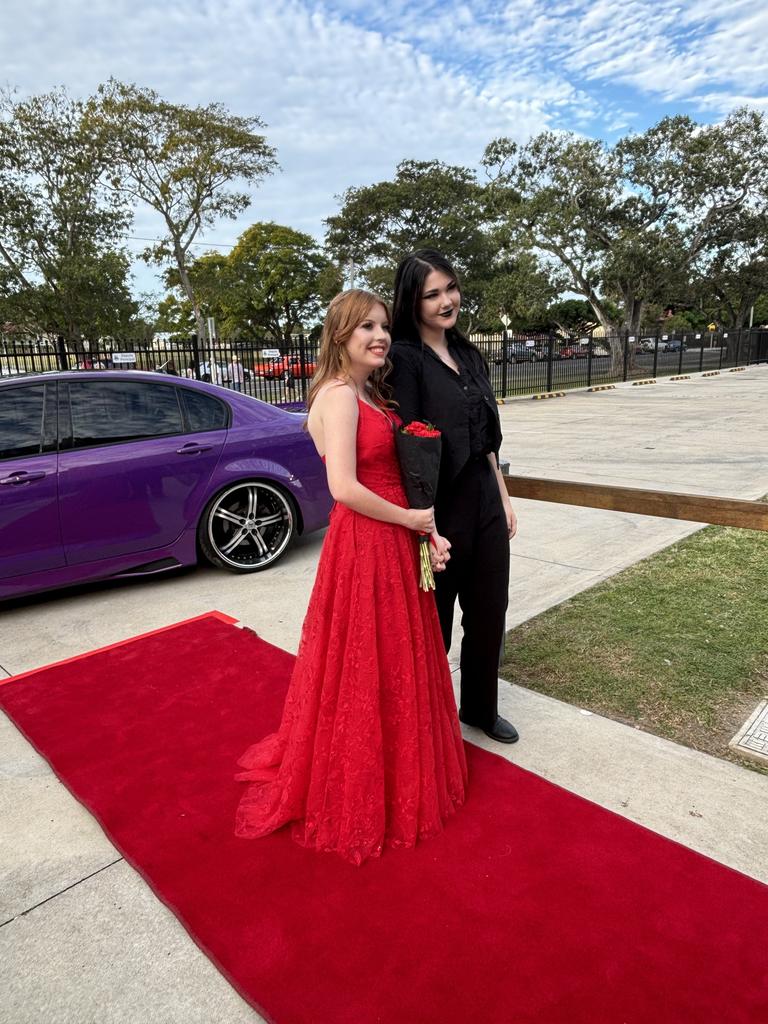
[2,0,767,299]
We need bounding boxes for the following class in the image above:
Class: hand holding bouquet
[395,421,443,591]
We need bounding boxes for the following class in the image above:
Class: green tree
[163,251,232,331]
[538,298,599,338]
[483,108,768,351]
[752,293,768,327]
[326,159,487,266]
[220,223,338,345]
[153,292,195,336]
[0,87,135,341]
[326,159,496,329]
[475,251,562,331]
[161,223,338,346]
[94,80,278,342]
[692,208,768,330]
[326,158,560,332]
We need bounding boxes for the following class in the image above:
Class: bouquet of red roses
[394,421,442,591]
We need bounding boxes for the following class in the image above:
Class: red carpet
[2,613,766,1023]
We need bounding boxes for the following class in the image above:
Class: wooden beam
[503,476,768,532]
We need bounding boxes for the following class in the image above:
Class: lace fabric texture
[235,400,467,865]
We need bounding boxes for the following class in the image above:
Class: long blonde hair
[307,289,394,412]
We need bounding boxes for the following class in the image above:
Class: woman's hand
[430,532,451,573]
[489,453,517,541]
[505,498,518,539]
[404,507,436,534]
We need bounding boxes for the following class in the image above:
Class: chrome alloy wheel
[205,481,295,570]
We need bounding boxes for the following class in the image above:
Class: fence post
[586,331,593,388]
[191,334,201,379]
[652,333,659,378]
[622,331,629,382]
[735,330,742,366]
[298,332,308,403]
[718,333,724,369]
[677,336,684,375]
[546,331,554,393]
[56,335,69,371]
[698,335,704,373]
[501,329,508,398]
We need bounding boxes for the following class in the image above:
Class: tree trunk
[733,295,755,331]
[173,241,205,342]
[621,295,645,336]
[618,294,645,375]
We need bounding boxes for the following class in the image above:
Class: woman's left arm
[487,453,517,539]
[472,344,517,539]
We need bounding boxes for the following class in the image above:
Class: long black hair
[391,249,470,349]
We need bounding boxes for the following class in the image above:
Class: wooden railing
[503,476,768,532]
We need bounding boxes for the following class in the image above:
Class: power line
[125,235,237,249]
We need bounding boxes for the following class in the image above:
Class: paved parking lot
[2,366,767,1023]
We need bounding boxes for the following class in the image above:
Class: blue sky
[3,0,767,299]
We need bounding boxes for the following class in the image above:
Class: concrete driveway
[2,366,767,1023]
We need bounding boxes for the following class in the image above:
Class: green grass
[500,523,768,772]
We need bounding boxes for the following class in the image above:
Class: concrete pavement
[1,365,767,1023]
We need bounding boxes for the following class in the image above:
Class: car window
[179,387,229,432]
[68,381,183,448]
[0,385,45,460]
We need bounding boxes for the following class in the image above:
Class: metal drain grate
[729,700,768,765]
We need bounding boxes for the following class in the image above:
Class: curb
[494,364,758,404]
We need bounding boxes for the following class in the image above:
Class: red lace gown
[235,399,467,865]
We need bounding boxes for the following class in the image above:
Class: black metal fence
[2,328,766,403]
[473,327,768,397]
[0,334,318,408]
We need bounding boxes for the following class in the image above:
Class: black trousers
[434,457,510,729]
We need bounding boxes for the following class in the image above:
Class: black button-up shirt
[388,336,502,487]
[449,343,496,460]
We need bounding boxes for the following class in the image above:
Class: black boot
[459,713,519,744]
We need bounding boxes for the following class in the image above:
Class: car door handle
[0,471,47,485]
[176,442,212,455]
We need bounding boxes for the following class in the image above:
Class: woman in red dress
[235,290,467,865]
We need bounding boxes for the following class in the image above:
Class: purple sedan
[0,371,332,600]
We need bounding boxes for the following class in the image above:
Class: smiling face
[418,268,461,335]
[343,302,391,375]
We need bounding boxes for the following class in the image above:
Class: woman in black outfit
[389,250,519,743]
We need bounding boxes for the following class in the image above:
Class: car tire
[198,480,296,573]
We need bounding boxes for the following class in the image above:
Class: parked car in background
[557,345,588,359]
[258,355,317,380]
[662,339,687,353]
[505,342,542,362]
[252,355,279,375]
[0,371,332,600]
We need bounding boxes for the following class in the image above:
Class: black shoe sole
[481,728,519,744]
[459,715,520,744]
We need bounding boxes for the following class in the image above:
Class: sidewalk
[2,366,767,1023]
